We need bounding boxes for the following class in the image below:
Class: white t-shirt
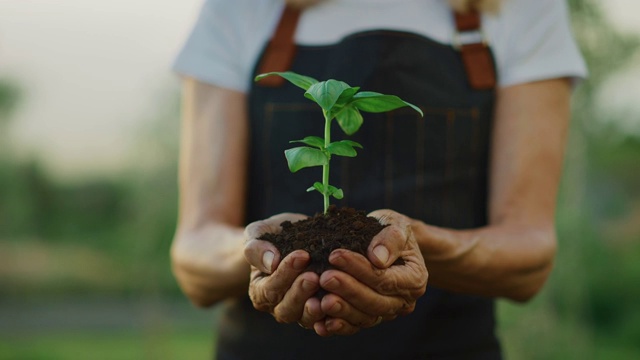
[173,0,587,93]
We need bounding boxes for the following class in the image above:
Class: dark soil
[259,205,387,275]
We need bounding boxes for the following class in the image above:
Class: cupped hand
[313,209,428,336]
[244,213,325,327]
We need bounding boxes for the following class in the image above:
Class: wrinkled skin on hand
[244,213,325,325]
[243,210,428,336]
[312,209,428,336]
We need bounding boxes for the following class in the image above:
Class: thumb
[367,210,412,268]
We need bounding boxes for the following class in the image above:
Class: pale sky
[0,0,639,179]
[0,0,202,178]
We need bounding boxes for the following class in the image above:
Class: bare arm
[411,78,571,301]
[170,78,249,307]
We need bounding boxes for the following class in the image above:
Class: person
[170,0,587,358]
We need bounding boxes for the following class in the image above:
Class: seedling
[255,71,423,214]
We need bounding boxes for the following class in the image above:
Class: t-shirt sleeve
[172,0,280,93]
[495,0,587,87]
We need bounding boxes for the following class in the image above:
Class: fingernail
[373,245,389,265]
[302,279,315,292]
[330,302,342,313]
[324,277,339,290]
[292,256,307,271]
[330,253,346,267]
[262,251,274,272]
[329,320,343,332]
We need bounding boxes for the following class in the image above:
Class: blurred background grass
[1,0,639,359]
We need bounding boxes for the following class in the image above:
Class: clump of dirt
[259,205,387,274]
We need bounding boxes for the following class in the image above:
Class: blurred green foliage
[0,79,21,123]
[0,0,639,359]
[0,83,180,298]
[497,1,640,359]
[0,329,213,360]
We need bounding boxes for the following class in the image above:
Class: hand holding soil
[244,213,325,325]
[243,209,428,336]
[311,209,428,336]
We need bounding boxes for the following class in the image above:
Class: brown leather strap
[459,43,496,90]
[454,11,481,32]
[257,6,494,90]
[454,11,496,90]
[257,7,301,87]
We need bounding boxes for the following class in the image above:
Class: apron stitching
[263,103,275,216]
[340,152,350,208]
[470,107,481,227]
[385,111,394,209]
[416,109,426,219]
[445,109,456,226]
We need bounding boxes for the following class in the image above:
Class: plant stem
[323,110,331,214]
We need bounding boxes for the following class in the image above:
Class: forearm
[413,220,556,301]
[172,223,249,307]
[177,78,248,229]
[171,78,250,307]
[413,79,570,302]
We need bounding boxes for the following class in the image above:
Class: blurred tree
[0,79,21,123]
[0,79,21,153]
[0,79,131,240]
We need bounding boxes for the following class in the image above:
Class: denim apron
[216,10,501,360]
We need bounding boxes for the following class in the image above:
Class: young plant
[255,71,423,214]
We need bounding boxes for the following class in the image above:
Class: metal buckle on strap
[453,28,488,50]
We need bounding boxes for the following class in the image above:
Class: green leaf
[254,71,319,90]
[307,182,324,193]
[340,140,363,149]
[304,80,352,112]
[326,140,362,157]
[335,86,360,105]
[352,91,424,117]
[284,147,328,173]
[328,86,361,119]
[290,136,325,149]
[328,185,344,199]
[334,105,364,135]
[305,182,342,199]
